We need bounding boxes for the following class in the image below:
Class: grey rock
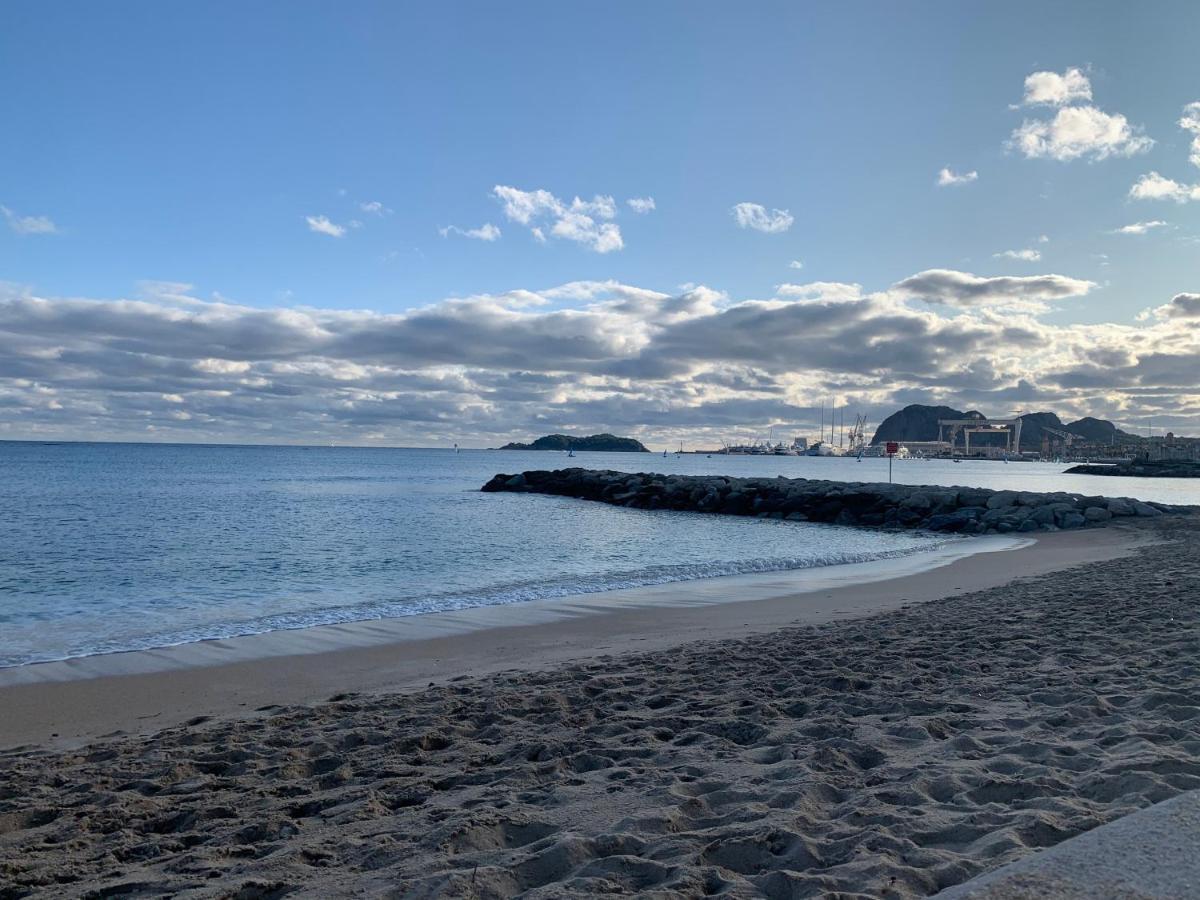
[985,491,1018,510]
[1030,506,1057,526]
[1133,501,1164,518]
[1106,498,1135,516]
[1084,506,1113,523]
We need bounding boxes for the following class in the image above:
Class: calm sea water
[2,442,1196,668]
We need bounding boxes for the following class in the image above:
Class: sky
[2,0,1199,448]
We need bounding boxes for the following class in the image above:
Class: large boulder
[1106,498,1135,516]
[1133,501,1163,518]
[986,491,1019,510]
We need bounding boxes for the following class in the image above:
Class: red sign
[886,441,899,455]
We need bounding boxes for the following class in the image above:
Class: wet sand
[4,520,1198,898]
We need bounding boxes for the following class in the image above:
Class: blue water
[0,443,954,667]
[3,443,1197,669]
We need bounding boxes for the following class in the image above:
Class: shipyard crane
[846,414,869,453]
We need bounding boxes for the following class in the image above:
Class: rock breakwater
[482,468,1187,534]
[1065,460,1200,478]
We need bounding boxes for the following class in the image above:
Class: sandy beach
[2,518,1198,898]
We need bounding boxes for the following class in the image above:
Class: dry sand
[2,519,1198,898]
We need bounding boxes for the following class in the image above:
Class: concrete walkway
[936,790,1200,899]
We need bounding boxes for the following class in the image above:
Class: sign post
[886,441,899,483]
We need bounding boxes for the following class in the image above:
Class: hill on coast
[498,433,650,452]
[871,404,1141,450]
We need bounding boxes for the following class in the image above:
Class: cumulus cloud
[1020,67,1093,106]
[439,223,501,242]
[1112,220,1168,235]
[993,249,1042,262]
[2,205,58,235]
[493,186,623,252]
[305,215,347,237]
[1129,171,1200,203]
[788,260,804,270]
[1181,102,1200,168]
[892,269,1094,310]
[1149,292,1200,320]
[937,168,978,186]
[1009,66,1151,162]
[359,200,391,215]
[776,281,863,302]
[626,197,656,214]
[3,272,1198,444]
[731,203,794,234]
[1010,106,1153,161]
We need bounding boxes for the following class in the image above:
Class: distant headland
[497,433,650,452]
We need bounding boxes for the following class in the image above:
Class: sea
[2,441,1198,669]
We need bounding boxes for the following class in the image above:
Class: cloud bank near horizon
[1,270,1197,445]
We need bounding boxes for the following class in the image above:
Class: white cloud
[937,167,978,187]
[1180,102,1200,168]
[2,205,58,235]
[439,223,502,242]
[993,249,1042,261]
[1010,105,1153,161]
[1038,234,1050,243]
[7,272,1200,443]
[893,268,1094,310]
[360,200,391,215]
[1151,292,1200,319]
[492,186,624,252]
[493,186,560,225]
[788,260,804,270]
[195,358,252,375]
[626,197,656,214]
[776,281,863,302]
[551,211,623,252]
[1129,171,1200,203]
[1021,67,1092,107]
[731,202,794,234]
[1112,220,1168,235]
[305,215,347,237]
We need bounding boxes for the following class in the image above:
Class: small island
[497,433,650,452]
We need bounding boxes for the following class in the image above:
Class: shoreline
[0,532,1004,684]
[0,533,980,681]
[2,516,1193,898]
[0,524,1145,750]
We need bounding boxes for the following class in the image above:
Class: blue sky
[2,2,1199,445]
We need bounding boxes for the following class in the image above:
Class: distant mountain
[498,433,650,452]
[871,405,1141,450]
[1065,416,1141,445]
[870,405,983,445]
[1012,411,1066,450]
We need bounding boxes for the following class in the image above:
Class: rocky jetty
[1066,460,1200,478]
[482,468,1187,534]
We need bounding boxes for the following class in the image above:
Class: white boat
[804,441,845,457]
